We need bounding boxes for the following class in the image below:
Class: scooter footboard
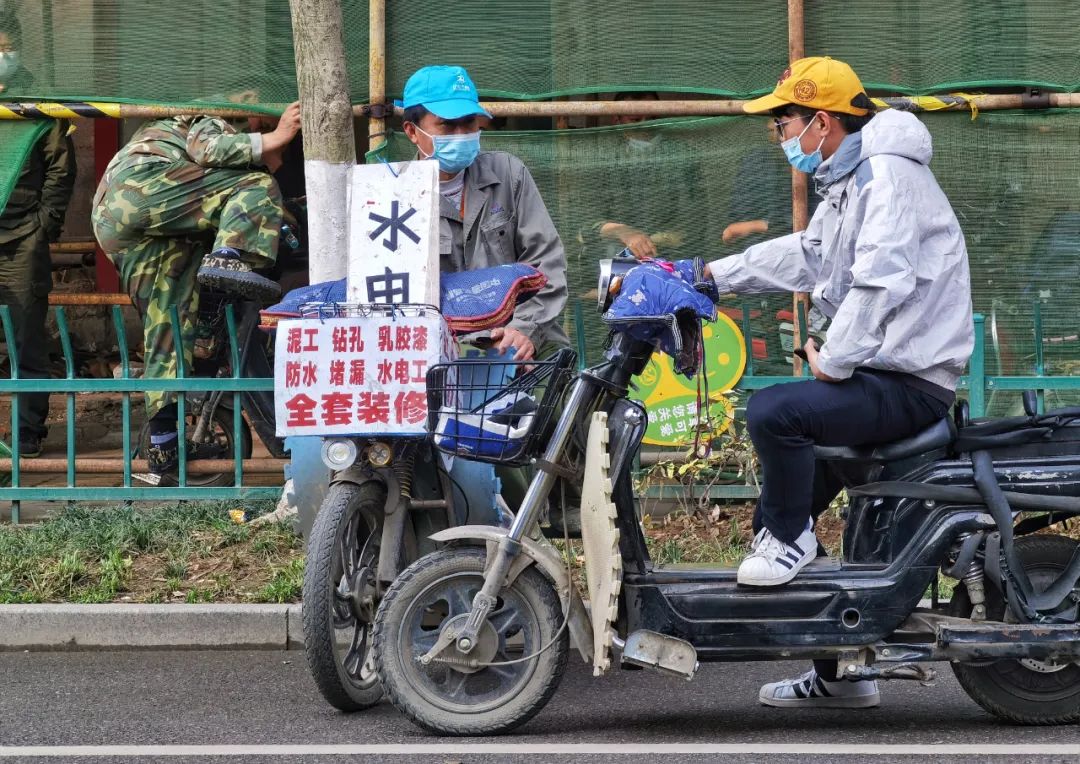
[623,510,995,660]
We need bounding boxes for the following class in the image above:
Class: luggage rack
[297,302,442,320]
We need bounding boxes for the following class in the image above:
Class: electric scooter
[372,258,1080,734]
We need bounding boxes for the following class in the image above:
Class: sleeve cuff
[814,350,854,381]
[249,133,263,163]
[707,258,734,295]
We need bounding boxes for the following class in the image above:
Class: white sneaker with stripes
[759,669,881,708]
[737,524,817,586]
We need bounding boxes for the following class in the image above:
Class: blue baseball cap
[397,65,492,120]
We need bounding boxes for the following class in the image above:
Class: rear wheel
[303,481,386,711]
[373,546,568,735]
[950,534,1080,725]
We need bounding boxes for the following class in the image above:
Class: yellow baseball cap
[744,57,870,116]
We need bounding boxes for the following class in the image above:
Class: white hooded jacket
[709,109,974,391]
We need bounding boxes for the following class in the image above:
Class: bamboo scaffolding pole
[368,0,387,152]
[50,240,97,253]
[3,93,1078,121]
[47,293,131,306]
[0,457,285,474]
[788,0,811,376]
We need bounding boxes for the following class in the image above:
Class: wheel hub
[432,613,499,674]
[1019,657,1073,674]
[347,564,376,622]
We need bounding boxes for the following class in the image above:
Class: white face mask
[0,52,20,82]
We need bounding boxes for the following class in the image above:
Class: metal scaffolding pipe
[50,251,95,268]
[0,457,286,474]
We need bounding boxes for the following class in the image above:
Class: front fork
[451,376,597,654]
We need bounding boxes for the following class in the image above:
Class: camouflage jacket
[0,118,76,244]
[109,116,264,173]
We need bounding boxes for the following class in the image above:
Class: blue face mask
[781,119,825,174]
[0,52,21,82]
[417,127,481,174]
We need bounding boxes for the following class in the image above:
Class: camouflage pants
[92,160,282,417]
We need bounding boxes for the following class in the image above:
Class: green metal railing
[0,303,280,523]
[649,306,1080,502]
[3,296,1078,518]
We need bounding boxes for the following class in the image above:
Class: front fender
[430,525,594,664]
[329,464,387,490]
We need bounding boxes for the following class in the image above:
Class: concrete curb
[0,599,945,652]
[0,604,304,652]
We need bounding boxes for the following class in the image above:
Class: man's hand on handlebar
[671,257,720,303]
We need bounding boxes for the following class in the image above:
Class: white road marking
[0,743,1077,757]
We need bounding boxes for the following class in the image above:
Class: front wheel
[373,546,568,735]
[950,534,1080,725]
[303,482,386,711]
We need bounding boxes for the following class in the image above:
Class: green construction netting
[3,1,1080,106]
[373,109,1080,414]
[0,119,50,213]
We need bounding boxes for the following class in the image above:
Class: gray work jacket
[709,110,973,391]
[439,151,569,348]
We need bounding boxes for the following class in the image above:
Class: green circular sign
[630,313,747,446]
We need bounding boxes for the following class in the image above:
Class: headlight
[366,440,393,468]
[597,254,639,313]
[321,438,359,470]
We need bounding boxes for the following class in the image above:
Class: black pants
[746,369,949,545]
[0,226,52,438]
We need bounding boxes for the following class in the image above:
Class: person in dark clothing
[0,13,77,457]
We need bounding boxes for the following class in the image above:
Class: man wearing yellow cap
[697,57,973,707]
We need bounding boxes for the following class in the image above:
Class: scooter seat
[813,417,956,463]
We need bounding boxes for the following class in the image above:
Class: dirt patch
[123,528,303,604]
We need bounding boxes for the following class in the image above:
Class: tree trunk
[289,0,356,282]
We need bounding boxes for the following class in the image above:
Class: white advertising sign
[273,313,452,437]
[347,159,440,306]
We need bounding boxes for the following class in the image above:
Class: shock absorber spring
[394,448,416,500]
[962,561,987,621]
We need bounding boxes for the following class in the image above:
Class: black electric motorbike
[372,259,1080,735]
[301,312,559,712]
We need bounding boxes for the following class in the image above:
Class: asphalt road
[0,650,1076,763]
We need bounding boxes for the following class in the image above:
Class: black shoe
[17,431,42,458]
[147,432,179,475]
[147,433,226,476]
[197,247,282,302]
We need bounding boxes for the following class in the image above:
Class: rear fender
[430,525,594,664]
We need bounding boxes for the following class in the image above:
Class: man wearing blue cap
[399,65,568,361]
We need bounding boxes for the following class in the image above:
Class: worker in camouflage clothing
[0,12,77,458]
[92,101,301,474]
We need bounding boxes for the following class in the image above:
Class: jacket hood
[859,109,933,165]
[815,109,933,187]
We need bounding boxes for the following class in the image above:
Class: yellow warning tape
[0,102,121,119]
[874,94,982,120]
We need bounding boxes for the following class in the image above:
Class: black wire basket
[426,348,577,466]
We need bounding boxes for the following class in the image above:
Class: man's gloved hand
[672,257,720,304]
